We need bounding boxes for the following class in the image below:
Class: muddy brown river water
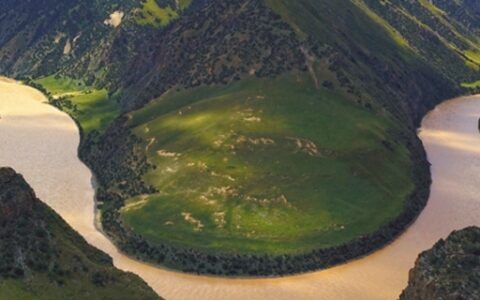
[0,78,479,299]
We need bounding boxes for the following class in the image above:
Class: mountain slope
[266,0,479,123]
[0,0,135,77]
[0,168,160,300]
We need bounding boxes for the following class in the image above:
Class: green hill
[123,74,413,256]
[1,0,479,276]
[0,168,161,300]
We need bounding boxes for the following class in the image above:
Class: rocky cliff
[401,227,480,300]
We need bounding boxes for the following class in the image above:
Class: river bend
[0,78,479,300]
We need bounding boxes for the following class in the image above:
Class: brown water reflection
[1,79,478,299]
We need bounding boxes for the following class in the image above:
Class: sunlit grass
[465,50,480,65]
[461,80,480,89]
[35,76,119,135]
[121,74,415,254]
[351,0,410,49]
[135,0,179,28]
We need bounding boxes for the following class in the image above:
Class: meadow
[35,76,119,135]
[122,74,415,255]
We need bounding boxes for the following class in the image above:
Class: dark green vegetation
[401,227,480,300]
[0,168,161,300]
[1,0,479,276]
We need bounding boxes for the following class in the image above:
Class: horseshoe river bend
[0,77,479,300]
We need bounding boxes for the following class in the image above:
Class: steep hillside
[266,0,479,123]
[0,0,135,77]
[433,0,480,33]
[400,227,480,300]
[0,0,479,276]
[2,0,479,114]
[3,0,478,118]
[1,0,305,111]
[0,168,160,300]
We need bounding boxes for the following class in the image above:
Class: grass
[135,0,179,28]
[121,74,415,255]
[266,0,408,49]
[461,80,480,89]
[465,50,480,65]
[35,76,119,135]
[350,0,410,49]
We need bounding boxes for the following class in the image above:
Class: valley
[2,0,477,277]
[1,0,480,298]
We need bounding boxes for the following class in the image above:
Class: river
[0,78,479,300]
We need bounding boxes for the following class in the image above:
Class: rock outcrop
[401,227,480,300]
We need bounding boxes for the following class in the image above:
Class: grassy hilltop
[123,74,413,254]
